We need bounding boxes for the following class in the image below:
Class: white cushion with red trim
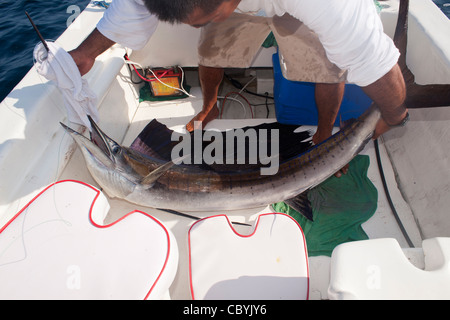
[328,238,450,300]
[188,213,309,300]
[0,180,178,300]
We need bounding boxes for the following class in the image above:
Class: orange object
[146,67,183,97]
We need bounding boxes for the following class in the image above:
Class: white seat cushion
[188,213,309,300]
[328,238,450,299]
[0,180,178,299]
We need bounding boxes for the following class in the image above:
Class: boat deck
[56,67,423,299]
[1,0,448,300]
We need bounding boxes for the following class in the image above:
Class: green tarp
[272,155,378,257]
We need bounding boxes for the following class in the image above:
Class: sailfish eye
[112,145,121,154]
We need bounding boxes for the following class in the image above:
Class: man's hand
[69,49,96,76]
[68,28,116,76]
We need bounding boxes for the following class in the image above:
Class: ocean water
[434,0,450,16]
[0,0,91,102]
[0,0,449,102]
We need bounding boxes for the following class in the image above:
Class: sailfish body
[60,105,380,213]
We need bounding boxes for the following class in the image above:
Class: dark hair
[143,0,226,23]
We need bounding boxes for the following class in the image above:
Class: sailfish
[61,0,449,222]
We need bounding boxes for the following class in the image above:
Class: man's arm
[69,0,158,76]
[362,63,408,139]
[69,28,116,76]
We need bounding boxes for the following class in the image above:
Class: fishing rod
[25,11,49,53]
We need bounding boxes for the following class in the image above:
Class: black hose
[374,139,415,248]
[157,208,251,226]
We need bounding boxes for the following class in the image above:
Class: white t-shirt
[96,0,158,50]
[97,0,399,86]
[237,0,399,86]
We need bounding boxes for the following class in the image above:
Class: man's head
[143,0,240,27]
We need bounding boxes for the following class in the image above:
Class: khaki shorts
[198,13,347,83]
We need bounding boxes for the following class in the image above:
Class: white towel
[34,41,99,130]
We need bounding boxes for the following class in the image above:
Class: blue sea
[0,0,91,102]
[0,0,449,102]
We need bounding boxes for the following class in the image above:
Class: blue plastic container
[272,53,373,126]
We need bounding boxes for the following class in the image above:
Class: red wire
[125,55,254,119]
[220,91,254,119]
[125,54,151,82]
[124,54,169,83]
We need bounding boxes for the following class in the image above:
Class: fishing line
[0,208,29,267]
[0,39,74,268]
[1,99,27,121]
[0,215,71,268]
[31,39,75,227]
[32,40,69,119]
[52,130,74,227]
[32,40,73,179]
